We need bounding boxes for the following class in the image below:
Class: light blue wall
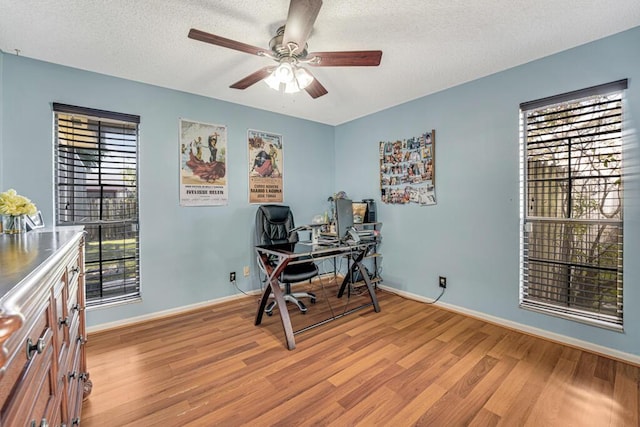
[2,27,639,356]
[0,54,335,326]
[335,26,640,356]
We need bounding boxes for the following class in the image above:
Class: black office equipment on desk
[363,198,376,223]
[335,197,354,242]
[332,198,382,284]
[353,199,382,288]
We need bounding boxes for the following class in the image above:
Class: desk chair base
[265,291,316,316]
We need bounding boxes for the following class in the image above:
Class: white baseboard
[87,279,331,334]
[87,284,640,366]
[379,285,640,366]
[86,290,261,334]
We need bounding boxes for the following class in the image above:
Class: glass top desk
[254,240,381,350]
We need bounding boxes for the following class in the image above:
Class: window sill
[519,302,623,333]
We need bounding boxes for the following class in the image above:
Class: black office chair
[255,204,318,316]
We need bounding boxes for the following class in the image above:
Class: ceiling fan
[188,0,382,99]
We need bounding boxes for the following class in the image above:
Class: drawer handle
[71,303,81,312]
[72,417,81,425]
[58,316,69,327]
[77,335,87,345]
[41,418,49,427]
[71,266,80,274]
[26,337,45,360]
[68,371,77,380]
[79,372,89,382]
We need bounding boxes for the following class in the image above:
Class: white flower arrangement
[0,189,37,216]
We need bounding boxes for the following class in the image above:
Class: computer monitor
[335,198,354,241]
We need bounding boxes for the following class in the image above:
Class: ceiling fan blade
[188,28,265,56]
[283,0,323,53]
[304,77,328,99]
[230,67,274,90]
[308,51,382,67]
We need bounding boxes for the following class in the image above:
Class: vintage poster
[248,129,283,204]
[379,130,436,206]
[179,119,228,206]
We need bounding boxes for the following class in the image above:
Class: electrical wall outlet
[243,266,250,277]
[439,276,447,288]
[229,272,236,283]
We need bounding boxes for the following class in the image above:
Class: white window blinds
[519,80,626,329]
[54,103,141,306]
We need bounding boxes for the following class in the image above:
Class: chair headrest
[259,205,291,223]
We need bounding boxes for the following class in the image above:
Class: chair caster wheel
[266,311,273,317]
[310,298,316,304]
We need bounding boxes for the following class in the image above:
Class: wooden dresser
[0,229,91,427]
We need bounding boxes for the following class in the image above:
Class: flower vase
[1,214,27,234]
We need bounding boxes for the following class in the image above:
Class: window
[519,80,627,329]
[54,103,140,307]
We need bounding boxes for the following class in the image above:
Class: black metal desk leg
[355,259,380,312]
[270,279,296,350]
[254,253,296,350]
[254,253,272,326]
[336,247,380,312]
[337,254,355,298]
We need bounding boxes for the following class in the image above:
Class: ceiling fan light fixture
[274,62,295,83]
[294,67,313,90]
[284,80,300,94]
[264,61,314,94]
[264,71,282,91]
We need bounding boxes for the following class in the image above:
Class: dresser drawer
[53,247,80,359]
[53,276,70,360]
[50,389,66,427]
[59,311,81,376]
[66,341,86,425]
[0,301,52,405]
[67,282,81,348]
[68,272,80,314]
[1,338,56,427]
[66,251,82,285]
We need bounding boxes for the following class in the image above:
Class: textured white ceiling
[1,0,639,125]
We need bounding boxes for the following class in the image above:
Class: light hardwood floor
[82,287,640,426]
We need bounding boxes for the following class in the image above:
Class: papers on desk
[315,231,338,246]
[289,225,312,234]
[316,237,339,246]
